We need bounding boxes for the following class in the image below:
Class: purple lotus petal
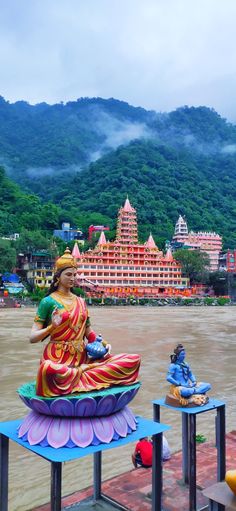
[19,395,32,410]
[47,417,70,448]
[50,398,74,417]
[96,394,116,416]
[111,411,128,437]
[75,397,97,417]
[18,411,40,438]
[31,398,51,415]
[71,418,93,447]
[114,390,133,412]
[93,416,114,444]
[122,406,136,431]
[28,415,53,445]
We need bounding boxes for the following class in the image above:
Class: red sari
[35,294,140,397]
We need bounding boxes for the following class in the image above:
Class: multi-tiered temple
[77,198,187,297]
[172,215,222,272]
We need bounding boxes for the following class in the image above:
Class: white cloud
[1,0,236,120]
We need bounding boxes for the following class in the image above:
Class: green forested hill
[1,96,236,249]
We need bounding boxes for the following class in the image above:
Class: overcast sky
[1,0,236,121]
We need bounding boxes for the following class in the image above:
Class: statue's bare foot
[189,394,209,406]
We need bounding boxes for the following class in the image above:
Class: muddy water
[0,306,236,511]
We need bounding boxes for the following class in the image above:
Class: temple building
[76,198,188,297]
[172,215,222,272]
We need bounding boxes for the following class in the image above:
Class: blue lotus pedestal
[17,382,141,448]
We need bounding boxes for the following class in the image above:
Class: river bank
[1,306,236,510]
[0,294,232,308]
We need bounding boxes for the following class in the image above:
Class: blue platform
[0,416,169,462]
[153,397,226,511]
[153,397,225,415]
[0,416,170,511]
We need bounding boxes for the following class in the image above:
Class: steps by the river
[31,431,236,511]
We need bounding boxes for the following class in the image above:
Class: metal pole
[216,405,226,482]
[152,432,163,511]
[189,414,196,511]
[51,462,62,511]
[0,434,9,511]
[153,403,160,423]
[93,451,102,501]
[182,413,189,484]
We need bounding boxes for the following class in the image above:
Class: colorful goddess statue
[30,248,141,398]
[165,344,211,407]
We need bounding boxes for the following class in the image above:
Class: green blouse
[34,295,91,328]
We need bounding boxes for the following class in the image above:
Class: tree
[0,239,17,273]
[174,249,210,284]
[208,271,229,296]
[15,230,50,253]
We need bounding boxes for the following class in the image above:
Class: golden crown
[54,248,77,272]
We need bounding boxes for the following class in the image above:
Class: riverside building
[172,215,222,272]
[76,198,188,298]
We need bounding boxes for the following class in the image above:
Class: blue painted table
[153,398,225,511]
[0,416,170,511]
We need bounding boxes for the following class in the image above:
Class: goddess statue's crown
[54,248,77,272]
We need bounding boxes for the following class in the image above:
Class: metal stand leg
[152,432,163,511]
[94,451,102,501]
[182,413,189,484]
[51,462,62,511]
[216,405,226,482]
[209,501,225,511]
[189,414,196,511]
[0,434,9,511]
[153,403,160,423]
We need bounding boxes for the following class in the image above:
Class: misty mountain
[1,95,236,182]
[1,95,236,248]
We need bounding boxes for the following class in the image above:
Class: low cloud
[89,109,153,162]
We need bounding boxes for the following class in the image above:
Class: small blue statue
[166,343,211,407]
[86,334,108,359]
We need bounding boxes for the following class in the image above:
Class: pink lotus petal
[71,418,93,447]
[47,418,70,448]
[111,411,128,437]
[28,415,53,445]
[93,416,114,444]
[18,411,40,438]
[122,406,136,431]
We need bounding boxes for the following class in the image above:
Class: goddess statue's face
[177,350,186,363]
[59,267,77,289]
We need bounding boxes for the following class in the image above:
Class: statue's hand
[104,343,112,357]
[52,307,62,327]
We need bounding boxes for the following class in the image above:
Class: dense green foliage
[1,96,236,250]
[174,249,210,284]
[0,239,17,273]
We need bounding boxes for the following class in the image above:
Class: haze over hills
[1,95,236,249]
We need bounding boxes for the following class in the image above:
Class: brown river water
[0,306,236,511]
